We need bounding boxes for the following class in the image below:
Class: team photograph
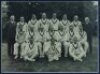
[1,1,99,73]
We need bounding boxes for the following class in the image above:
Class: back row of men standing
[6,13,94,61]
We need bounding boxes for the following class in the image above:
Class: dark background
[1,1,98,42]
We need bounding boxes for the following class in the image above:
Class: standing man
[84,17,93,53]
[14,16,27,59]
[49,13,62,58]
[38,13,51,58]
[6,15,16,57]
[24,14,42,61]
[49,13,61,41]
[28,14,38,42]
[78,25,89,57]
[69,37,85,62]
[71,15,82,39]
[60,14,71,57]
[23,29,41,61]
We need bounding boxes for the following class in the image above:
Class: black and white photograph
[1,1,99,73]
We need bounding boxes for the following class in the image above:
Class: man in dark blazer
[6,15,16,57]
[83,17,94,53]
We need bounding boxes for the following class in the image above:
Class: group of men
[6,13,93,62]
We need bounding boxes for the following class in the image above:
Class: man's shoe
[14,56,18,59]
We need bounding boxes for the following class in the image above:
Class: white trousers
[14,42,26,57]
[24,42,41,60]
[63,42,70,57]
[69,44,85,61]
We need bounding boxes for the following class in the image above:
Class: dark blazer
[6,21,16,42]
[83,22,94,37]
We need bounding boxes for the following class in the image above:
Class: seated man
[45,38,61,62]
[23,37,41,61]
[54,40,61,59]
[63,25,74,57]
[43,40,51,61]
[23,25,42,61]
[71,15,82,39]
[14,17,27,59]
[37,13,51,58]
[69,37,86,62]
[79,25,89,57]
[49,13,61,42]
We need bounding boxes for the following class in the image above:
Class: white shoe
[14,56,18,59]
[39,56,42,58]
[27,58,32,61]
[78,58,83,62]
[40,55,44,58]
[48,58,53,62]
[31,59,36,62]
[74,58,76,61]
[24,56,28,60]
[59,54,61,57]
[23,58,27,61]
[55,57,59,60]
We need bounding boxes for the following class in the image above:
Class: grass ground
[1,36,99,72]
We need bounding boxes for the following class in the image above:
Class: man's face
[10,16,15,21]
[32,14,36,20]
[30,39,33,44]
[74,16,78,21]
[73,37,77,44]
[85,17,90,24]
[79,27,83,33]
[30,27,34,32]
[42,13,46,19]
[19,25,23,32]
[51,40,55,45]
[63,14,67,20]
[70,28,73,31]
[80,29,83,34]
[74,41,77,44]
[20,17,24,22]
[70,26,73,31]
[30,36,34,44]
[79,25,83,32]
[52,13,56,19]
